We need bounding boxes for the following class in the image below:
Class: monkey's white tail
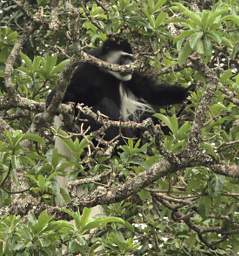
[54,115,104,218]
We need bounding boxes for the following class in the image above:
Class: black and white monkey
[47,39,188,213]
[47,38,188,140]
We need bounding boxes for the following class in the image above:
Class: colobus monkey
[47,39,188,140]
[47,39,188,216]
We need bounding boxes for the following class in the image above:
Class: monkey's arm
[127,73,188,106]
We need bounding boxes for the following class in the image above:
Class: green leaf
[59,136,90,159]
[45,55,57,72]
[214,176,225,195]
[189,32,203,49]
[20,52,32,66]
[208,175,225,196]
[74,137,90,157]
[203,36,212,59]
[50,220,73,234]
[232,42,239,59]
[223,15,239,26]
[207,8,228,25]
[148,15,156,30]
[176,121,191,139]
[173,3,201,24]
[155,12,167,27]
[195,39,204,54]
[52,59,70,74]
[221,36,233,48]
[59,186,71,203]
[203,10,221,30]
[37,0,49,6]
[155,0,167,9]
[80,208,91,229]
[220,70,233,83]
[33,211,52,233]
[198,196,211,218]
[23,133,45,144]
[178,41,193,65]
[61,208,76,219]
[0,28,18,46]
[154,114,178,134]
[175,30,195,44]
[201,143,218,159]
[83,217,127,232]
[137,190,152,201]
[32,56,43,72]
[208,31,222,44]
[210,102,226,115]
[201,10,210,31]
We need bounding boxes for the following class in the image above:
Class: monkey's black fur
[47,39,188,140]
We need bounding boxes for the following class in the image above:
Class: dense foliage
[0,0,239,255]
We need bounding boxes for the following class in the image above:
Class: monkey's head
[102,39,134,81]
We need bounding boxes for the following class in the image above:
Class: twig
[80,50,139,73]
[68,170,111,187]
[220,87,239,106]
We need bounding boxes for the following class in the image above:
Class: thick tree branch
[46,58,79,116]
[0,96,44,112]
[188,65,218,151]
[4,24,35,98]
[0,158,238,218]
[72,159,179,207]
[210,163,239,177]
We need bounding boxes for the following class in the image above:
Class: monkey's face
[104,50,134,81]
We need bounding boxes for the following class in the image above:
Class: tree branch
[4,23,35,98]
